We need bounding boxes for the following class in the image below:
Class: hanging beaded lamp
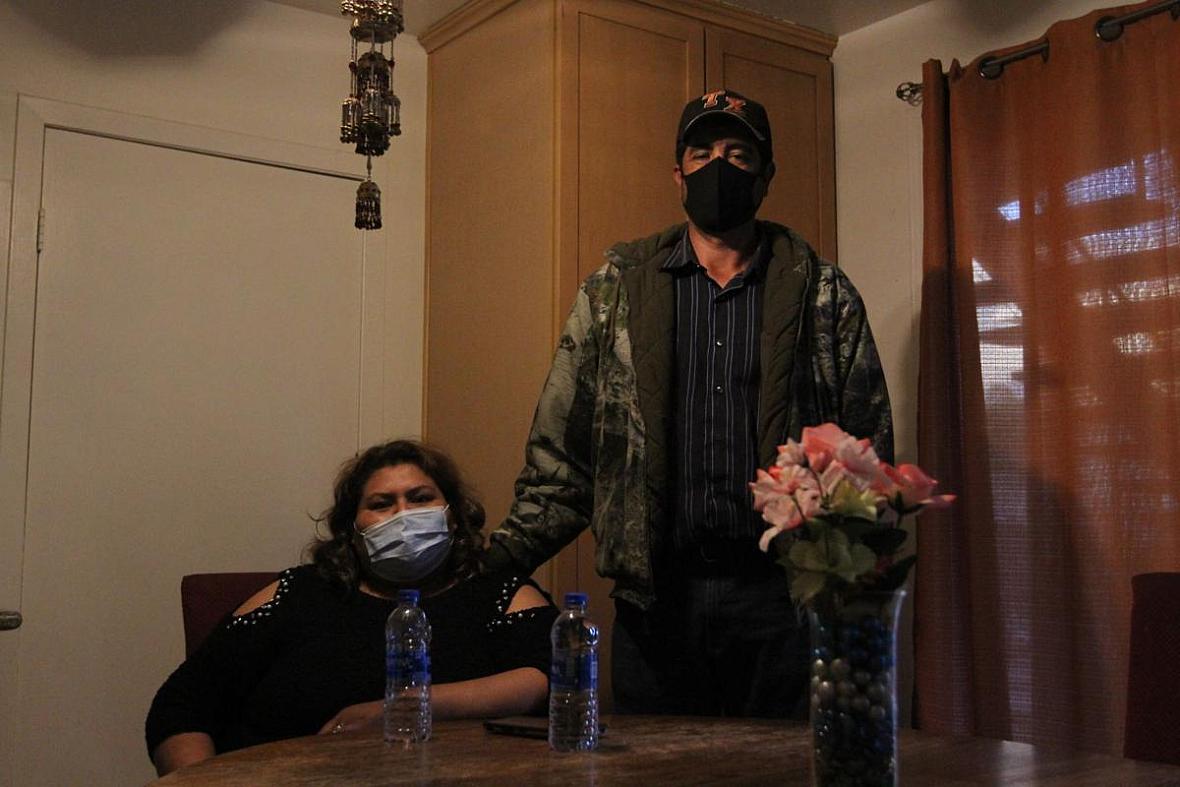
[340,0,403,230]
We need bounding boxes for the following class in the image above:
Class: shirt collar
[661,227,769,284]
[660,230,695,271]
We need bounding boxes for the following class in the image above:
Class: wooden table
[154,716,1180,785]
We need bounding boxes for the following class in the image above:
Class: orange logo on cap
[701,90,725,108]
[724,96,747,115]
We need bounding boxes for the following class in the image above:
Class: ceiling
[275,0,930,38]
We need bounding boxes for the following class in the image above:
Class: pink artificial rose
[758,498,805,551]
[750,465,820,512]
[775,439,806,468]
[759,525,787,553]
[884,463,956,509]
[818,461,849,495]
[822,459,886,496]
[833,437,891,492]
[762,495,803,530]
[801,423,850,472]
[924,494,956,509]
[780,464,819,494]
[755,479,822,553]
[796,485,823,519]
[750,468,789,511]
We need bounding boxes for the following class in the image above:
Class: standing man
[484,90,892,716]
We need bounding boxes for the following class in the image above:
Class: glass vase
[807,589,906,787]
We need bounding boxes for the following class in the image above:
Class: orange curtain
[916,1,1180,754]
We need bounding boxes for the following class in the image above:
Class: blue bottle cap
[397,589,420,605]
[564,592,588,607]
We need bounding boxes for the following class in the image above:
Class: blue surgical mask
[356,504,452,583]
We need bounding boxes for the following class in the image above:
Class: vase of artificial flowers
[751,424,953,787]
[806,589,905,787]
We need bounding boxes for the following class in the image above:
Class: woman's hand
[318,700,384,735]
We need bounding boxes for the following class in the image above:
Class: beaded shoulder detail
[225,568,296,631]
[485,575,545,633]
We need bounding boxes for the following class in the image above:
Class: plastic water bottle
[385,589,431,744]
[549,592,599,752]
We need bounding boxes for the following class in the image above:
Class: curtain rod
[894,0,1180,104]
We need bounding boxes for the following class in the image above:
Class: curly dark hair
[306,439,486,592]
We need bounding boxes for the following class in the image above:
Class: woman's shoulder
[226,565,328,626]
[457,569,556,633]
[456,568,540,604]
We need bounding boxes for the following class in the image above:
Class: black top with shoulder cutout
[145,565,557,756]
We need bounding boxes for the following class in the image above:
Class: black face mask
[681,157,764,234]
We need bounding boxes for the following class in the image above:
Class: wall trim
[639,0,836,54]
[419,0,521,53]
[421,0,836,56]
[16,95,366,179]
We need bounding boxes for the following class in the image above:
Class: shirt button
[714,385,724,394]
[715,340,723,347]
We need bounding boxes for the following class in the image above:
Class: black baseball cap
[676,89,773,165]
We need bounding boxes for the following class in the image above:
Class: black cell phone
[483,716,607,739]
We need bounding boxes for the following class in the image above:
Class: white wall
[0,2,426,780]
[0,0,427,433]
[832,0,1111,465]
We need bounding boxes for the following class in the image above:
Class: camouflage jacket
[485,221,893,609]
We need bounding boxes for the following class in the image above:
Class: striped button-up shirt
[663,230,769,550]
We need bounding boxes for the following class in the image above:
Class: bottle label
[550,649,597,692]
[387,647,431,685]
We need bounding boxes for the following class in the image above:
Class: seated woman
[145,439,557,776]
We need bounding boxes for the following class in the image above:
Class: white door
[0,101,397,785]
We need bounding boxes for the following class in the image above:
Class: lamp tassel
[355,178,382,230]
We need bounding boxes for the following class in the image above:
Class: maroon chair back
[1124,572,1180,764]
[180,572,279,657]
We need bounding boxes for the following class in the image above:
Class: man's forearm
[483,536,528,573]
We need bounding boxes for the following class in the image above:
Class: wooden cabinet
[706,25,836,255]
[421,0,835,709]
[562,0,706,286]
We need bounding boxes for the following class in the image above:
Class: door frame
[0,95,388,780]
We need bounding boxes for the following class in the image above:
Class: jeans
[612,561,810,718]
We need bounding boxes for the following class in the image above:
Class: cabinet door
[425,1,558,541]
[706,27,837,260]
[556,0,705,710]
[562,0,705,287]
